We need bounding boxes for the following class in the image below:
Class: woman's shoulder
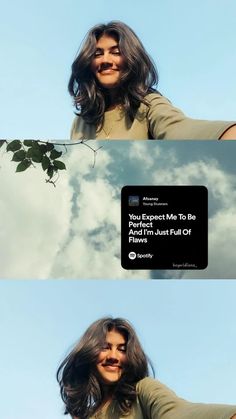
[136,377,183,406]
[136,376,174,395]
[136,376,157,389]
[144,91,172,106]
[145,91,163,100]
[138,92,174,118]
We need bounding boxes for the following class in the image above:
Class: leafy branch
[0,139,102,186]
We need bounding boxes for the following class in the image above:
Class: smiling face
[96,329,127,385]
[91,34,125,89]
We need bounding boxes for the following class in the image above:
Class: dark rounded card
[121,186,208,270]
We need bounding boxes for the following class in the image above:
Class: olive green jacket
[70,93,235,140]
[86,378,236,419]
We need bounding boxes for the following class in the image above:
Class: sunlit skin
[220,125,236,139]
[96,329,127,386]
[91,35,126,95]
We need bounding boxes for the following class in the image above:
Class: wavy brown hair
[57,317,153,418]
[68,21,158,128]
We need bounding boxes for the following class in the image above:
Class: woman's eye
[119,347,126,353]
[94,51,102,57]
[101,344,109,350]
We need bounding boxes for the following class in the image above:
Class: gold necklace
[101,125,113,139]
[101,105,123,139]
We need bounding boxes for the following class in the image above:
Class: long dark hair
[57,317,153,418]
[68,21,158,128]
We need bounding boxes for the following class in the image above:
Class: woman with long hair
[69,21,236,140]
[57,317,236,418]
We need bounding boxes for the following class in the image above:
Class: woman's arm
[137,377,236,419]
[146,93,236,140]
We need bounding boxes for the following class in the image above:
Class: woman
[57,317,236,418]
[69,21,236,141]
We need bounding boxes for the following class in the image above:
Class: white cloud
[50,148,149,279]
[0,152,72,278]
[128,141,178,171]
[152,157,236,279]
[0,144,149,280]
[128,142,161,169]
[152,158,236,207]
[65,140,112,178]
[182,208,236,279]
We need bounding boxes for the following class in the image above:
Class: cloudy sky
[1,0,236,138]
[0,279,236,419]
[1,140,236,279]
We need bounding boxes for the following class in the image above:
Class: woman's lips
[99,69,118,74]
[102,364,121,371]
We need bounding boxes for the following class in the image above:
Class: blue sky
[0,280,236,419]
[1,0,236,138]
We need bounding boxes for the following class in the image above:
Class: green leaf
[6,140,22,152]
[47,165,54,179]
[46,142,54,151]
[50,149,62,160]
[53,160,66,170]
[26,147,33,158]
[31,141,41,150]
[0,140,6,148]
[12,150,26,162]
[42,155,50,171]
[16,159,31,172]
[39,144,48,154]
[26,145,43,162]
[23,140,34,147]
[32,152,43,163]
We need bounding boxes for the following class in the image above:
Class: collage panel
[1,140,236,279]
[1,1,236,418]
[1,1,236,139]
[0,280,236,418]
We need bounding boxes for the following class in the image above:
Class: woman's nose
[101,52,113,64]
[107,348,119,360]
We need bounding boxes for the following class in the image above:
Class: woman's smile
[102,364,121,371]
[99,69,118,74]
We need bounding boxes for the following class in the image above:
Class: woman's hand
[220,125,236,139]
